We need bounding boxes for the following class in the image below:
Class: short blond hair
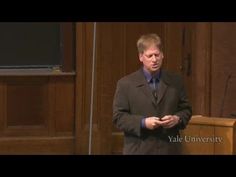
[137,33,162,54]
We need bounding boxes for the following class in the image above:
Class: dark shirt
[143,67,161,89]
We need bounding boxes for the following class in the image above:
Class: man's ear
[161,52,164,59]
[139,53,143,62]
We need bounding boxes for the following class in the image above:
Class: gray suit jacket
[113,68,192,154]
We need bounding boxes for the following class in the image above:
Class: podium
[111,116,236,155]
[181,116,236,155]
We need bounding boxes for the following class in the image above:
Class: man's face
[139,46,163,74]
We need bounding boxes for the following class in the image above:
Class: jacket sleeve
[175,76,192,129]
[113,79,143,137]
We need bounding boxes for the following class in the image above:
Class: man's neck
[143,67,160,77]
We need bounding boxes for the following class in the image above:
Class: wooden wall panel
[75,23,94,154]
[0,80,6,135]
[164,22,183,73]
[211,22,236,118]
[191,23,211,116]
[0,75,75,154]
[93,23,132,154]
[53,77,75,135]
[6,77,48,127]
[0,136,74,154]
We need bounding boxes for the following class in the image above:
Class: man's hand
[144,117,162,130]
[160,115,180,128]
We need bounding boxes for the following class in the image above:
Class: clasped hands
[145,115,180,130]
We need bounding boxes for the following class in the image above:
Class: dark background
[0,22,61,68]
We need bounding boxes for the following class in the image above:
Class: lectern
[181,116,236,155]
[111,116,236,155]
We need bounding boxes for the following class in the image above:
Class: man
[113,33,192,155]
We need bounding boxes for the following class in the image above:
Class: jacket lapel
[134,69,170,106]
[135,69,158,106]
[139,83,157,106]
[156,79,168,105]
[156,70,172,105]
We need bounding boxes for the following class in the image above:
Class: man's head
[137,33,163,74]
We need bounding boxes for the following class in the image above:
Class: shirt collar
[142,67,161,83]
